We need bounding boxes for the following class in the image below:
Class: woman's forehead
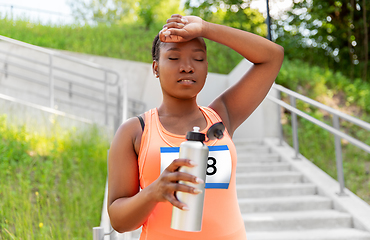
[161,38,206,53]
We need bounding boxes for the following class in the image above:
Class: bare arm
[108,118,202,232]
[161,15,284,136]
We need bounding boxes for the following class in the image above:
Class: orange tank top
[138,107,246,240]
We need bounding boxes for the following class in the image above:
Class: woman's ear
[152,61,159,78]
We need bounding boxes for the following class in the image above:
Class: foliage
[275,0,370,82]
[184,0,267,36]
[277,58,370,204]
[67,0,137,24]
[138,0,160,29]
[67,0,184,28]
[276,58,370,113]
[282,113,370,204]
[0,17,242,74]
[137,0,185,29]
[0,115,109,239]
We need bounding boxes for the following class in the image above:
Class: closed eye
[195,59,204,61]
[169,57,178,60]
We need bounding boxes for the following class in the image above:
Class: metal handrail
[269,84,370,195]
[0,47,119,86]
[0,34,126,131]
[273,84,370,131]
[0,35,119,80]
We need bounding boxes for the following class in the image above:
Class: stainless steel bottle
[171,126,208,232]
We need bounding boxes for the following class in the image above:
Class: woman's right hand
[159,14,205,43]
[149,158,204,210]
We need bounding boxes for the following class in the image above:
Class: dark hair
[152,33,161,61]
[151,34,207,62]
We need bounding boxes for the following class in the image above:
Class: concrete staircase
[234,139,370,240]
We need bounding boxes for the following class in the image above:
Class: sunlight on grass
[0,114,110,239]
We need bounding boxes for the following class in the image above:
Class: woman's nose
[179,59,194,73]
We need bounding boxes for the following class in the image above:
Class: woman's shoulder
[116,108,153,137]
[114,115,146,155]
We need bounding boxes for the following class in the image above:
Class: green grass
[0,17,242,74]
[0,115,109,239]
[276,58,370,113]
[281,106,370,204]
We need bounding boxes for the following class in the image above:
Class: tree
[138,0,184,29]
[68,0,183,28]
[138,0,159,29]
[184,0,267,36]
[275,0,370,82]
[67,0,137,24]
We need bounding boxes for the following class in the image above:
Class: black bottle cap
[186,127,205,142]
[206,122,225,141]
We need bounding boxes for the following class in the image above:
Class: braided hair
[152,33,161,61]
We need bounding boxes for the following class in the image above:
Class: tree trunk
[363,0,368,81]
[348,0,355,81]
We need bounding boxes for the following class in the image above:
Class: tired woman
[107,14,284,240]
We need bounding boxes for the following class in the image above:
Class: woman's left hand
[159,14,204,43]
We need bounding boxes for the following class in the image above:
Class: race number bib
[160,145,232,189]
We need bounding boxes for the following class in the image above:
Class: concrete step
[238,196,332,213]
[245,228,370,240]
[243,210,352,231]
[233,139,265,146]
[236,171,303,184]
[237,153,281,163]
[236,162,291,173]
[236,183,317,198]
[236,145,271,154]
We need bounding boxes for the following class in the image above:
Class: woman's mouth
[178,79,196,85]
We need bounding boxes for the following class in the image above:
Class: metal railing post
[277,90,284,146]
[4,62,8,78]
[290,95,300,159]
[267,84,370,198]
[0,35,123,130]
[69,82,73,98]
[93,227,105,240]
[49,55,54,108]
[332,115,347,196]
[114,87,122,132]
[122,76,128,122]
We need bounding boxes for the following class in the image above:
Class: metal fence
[268,84,370,196]
[0,35,126,131]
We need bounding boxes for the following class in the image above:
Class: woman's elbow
[276,45,285,61]
[110,216,141,233]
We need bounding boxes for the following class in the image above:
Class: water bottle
[171,123,225,232]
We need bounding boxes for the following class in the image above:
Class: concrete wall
[0,41,279,139]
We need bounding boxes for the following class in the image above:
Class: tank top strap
[137,109,156,184]
[199,106,223,123]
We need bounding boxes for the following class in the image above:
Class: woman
[108,14,284,240]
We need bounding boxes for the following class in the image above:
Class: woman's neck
[157,97,207,135]
[158,96,199,117]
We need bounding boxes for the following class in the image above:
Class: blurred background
[0,0,369,239]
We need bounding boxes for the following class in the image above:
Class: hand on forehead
[159,14,204,44]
